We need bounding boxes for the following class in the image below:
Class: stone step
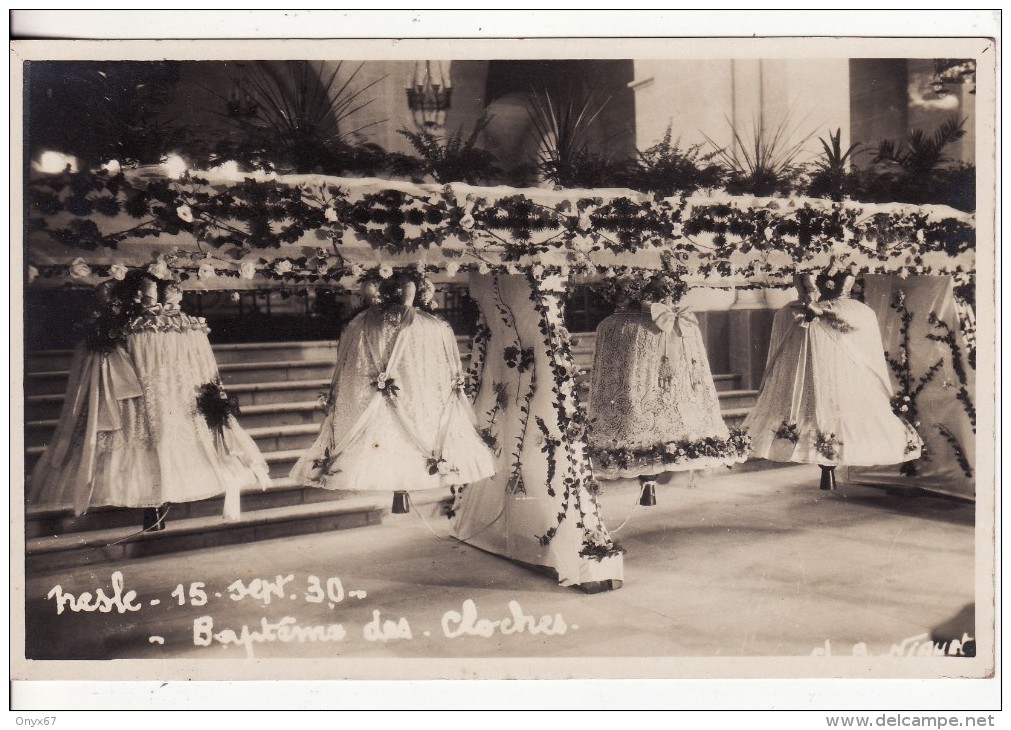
[25,380,335,422]
[713,389,759,410]
[245,423,322,453]
[193,340,339,365]
[24,477,345,538]
[264,448,306,480]
[24,358,339,396]
[24,337,478,374]
[721,406,752,428]
[24,401,329,449]
[25,340,341,371]
[23,444,308,479]
[25,490,453,575]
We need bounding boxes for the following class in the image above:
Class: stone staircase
[22,335,759,574]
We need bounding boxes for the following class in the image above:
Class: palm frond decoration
[874,115,967,177]
[201,61,388,174]
[703,109,817,196]
[807,128,862,201]
[526,87,623,188]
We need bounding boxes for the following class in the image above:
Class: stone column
[728,288,776,391]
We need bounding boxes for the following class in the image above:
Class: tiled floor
[22,464,979,666]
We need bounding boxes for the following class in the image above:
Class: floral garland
[588,428,751,473]
[28,169,976,287]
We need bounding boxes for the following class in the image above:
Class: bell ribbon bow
[650,302,698,335]
[792,301,822,329]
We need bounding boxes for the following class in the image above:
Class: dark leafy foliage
[621,124,725,196]
[392,115,502,185]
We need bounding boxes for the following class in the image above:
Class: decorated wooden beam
[26,165,975,291]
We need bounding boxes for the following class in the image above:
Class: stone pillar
[451,273,624,591]
[727,288,776,391]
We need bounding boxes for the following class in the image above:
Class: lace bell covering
[586,290,749,479]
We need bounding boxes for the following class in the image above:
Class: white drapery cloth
[849,275,976,499]
[291,305,496,491]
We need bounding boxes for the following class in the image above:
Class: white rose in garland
[197,263,217,281]
[69,258,92,279]
[101,159,121,176]
[477,262,491,275]
[324,207,339,222]
[459,213,476,230]
[148,260,171,280]
[274,259,293,275]
[348,263,364,277]
[108,263,128,281]
[175,204,194,223]
[239,261,257,280]
[378,264,394,279]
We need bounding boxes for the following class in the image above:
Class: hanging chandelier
[406,60,452,131]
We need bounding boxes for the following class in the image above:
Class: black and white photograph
[9,10,999,712]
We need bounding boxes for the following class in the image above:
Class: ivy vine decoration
[883,289,945,477]
[503,345,536,373]
[926,312,976,432]
[486,278,537,499]
[528,276,621,558]
[463,313,491,399]
[936,424,973,479]
[477,381,509,455]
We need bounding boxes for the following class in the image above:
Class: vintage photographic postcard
[8,13,999,707]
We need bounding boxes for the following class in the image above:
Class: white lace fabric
[586,309,743,478]
[29,314,270,515]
